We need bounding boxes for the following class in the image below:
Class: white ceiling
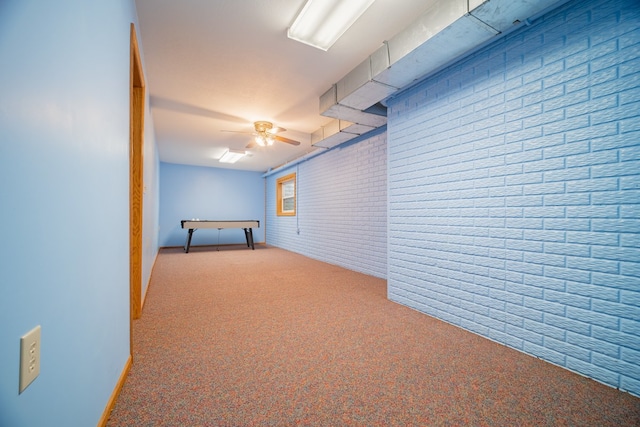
[134,0,437,172]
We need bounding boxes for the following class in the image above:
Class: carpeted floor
[107,245,640,426]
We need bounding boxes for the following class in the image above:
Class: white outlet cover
[19,325,41,393]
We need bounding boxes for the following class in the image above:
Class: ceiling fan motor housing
[254,121,274,133]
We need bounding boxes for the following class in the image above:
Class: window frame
[276,173,296,216]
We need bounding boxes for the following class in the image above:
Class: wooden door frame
[130,23,145,349]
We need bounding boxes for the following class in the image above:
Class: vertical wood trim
[97,355,132,427]
[130,23,145,329]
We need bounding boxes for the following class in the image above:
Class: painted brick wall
[387,0,640,395]
[266,130,387,278]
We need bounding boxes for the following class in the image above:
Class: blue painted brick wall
[266,130,387,278]
[387,0,640,395]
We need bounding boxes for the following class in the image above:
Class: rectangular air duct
[470,0,568,33]
[313,0,568,150]
[320,85,387,127]
[335,46,398,111]
[311,119,375,149]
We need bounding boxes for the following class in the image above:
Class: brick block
[566,205,619,218]
[524,319,566,341]
[544,219,590,231]
[592,272,640,291]
[544,289,590,309]
[523,229,566,243]
[621,175,640,191]
[506,302,544,322]
[567,231,619,246]
[545,242,590,257]
[624,348,640,366]
[621,233,640,248]
[566,281,620,302]
[593,327,640,351]
[543,165,590,182]
[593,353,640,381]
[566,358,620,389]
[593,219,640,233]
[523,157,566,173]
[524,296,566,316]
[593,131,639,152]
[620,319,640,337]
[506,324,544,346]
[474,312,506,332]
[567,331,620,358]
[566,256,620,275]
[544,138,591,159]
[525,251,566,267]
[621,376,640,396]
[594,189,640,206]
[524,274,566,292]
[567,150,619,170]
[593,161,640,179]
[620,289,640,308]
[593,246,640,263]
[545,336,591,362]
[524,206,566,218]
[505,281,544,298]
[544,266,591,283]
[592,299,640,321]
[543,193,590,206]
[524,342,567,366]
[545,313,591,336]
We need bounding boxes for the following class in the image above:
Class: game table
[180,220,260,253]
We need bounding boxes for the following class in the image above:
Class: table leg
[184,228,195,253]
[248,228,255,250]
[243,228,250,248]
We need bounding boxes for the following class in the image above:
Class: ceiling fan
[223,121,301,148]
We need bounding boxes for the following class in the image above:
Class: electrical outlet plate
[19,325,41,393]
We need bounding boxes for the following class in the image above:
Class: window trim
[276,173,296,216]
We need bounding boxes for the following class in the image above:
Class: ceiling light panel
[288,0,376,51]
[219,149,246,164]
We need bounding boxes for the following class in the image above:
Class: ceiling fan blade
[275,135,300,146]
[245,141,257,149]
[269,126,287,134]
[221,129,253,134]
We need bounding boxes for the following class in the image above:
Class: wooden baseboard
[97,355,132,427]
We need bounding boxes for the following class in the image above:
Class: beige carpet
[108,245,640,426]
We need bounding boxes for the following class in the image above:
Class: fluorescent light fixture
[288,0,376,51]
[219,149,246,164]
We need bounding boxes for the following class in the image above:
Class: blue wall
[0,1,160,425]
[159,162,265,247]
[387,0,640,395]
[266,130,388,278]
[143,114,160,300]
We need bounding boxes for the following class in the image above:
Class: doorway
[129,23,145,350]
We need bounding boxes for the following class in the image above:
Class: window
[276,173,296,216]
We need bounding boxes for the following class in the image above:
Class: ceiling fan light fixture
[287,0,376,51]
[255,134,272,146]
[219,149,246,163]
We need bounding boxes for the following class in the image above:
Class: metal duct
[311,119,375,149]
[319,84,387,127]
[311,0,568,148]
